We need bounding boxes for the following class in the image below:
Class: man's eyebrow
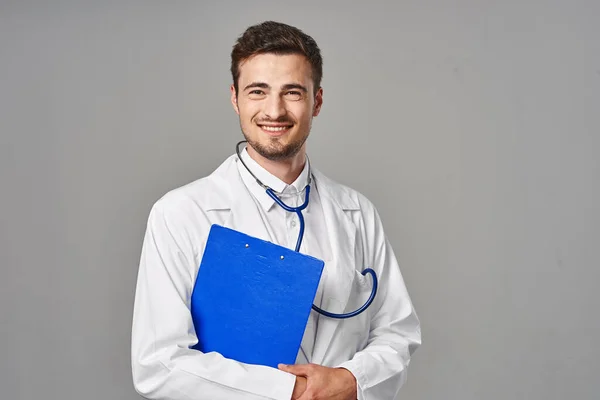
[281,83,308,93]
[243,82,270,91]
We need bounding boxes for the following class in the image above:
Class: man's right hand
[291,376,307,399]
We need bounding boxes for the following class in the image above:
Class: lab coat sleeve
[131,200,296,400]
[336,205,421,400]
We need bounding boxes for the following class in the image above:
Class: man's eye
[285,91,302,99]
[249,90,264,95]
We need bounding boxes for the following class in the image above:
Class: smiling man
[132,21,421,400]
[232,51,319,183]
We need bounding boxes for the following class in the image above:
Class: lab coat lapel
[311,171,359,365]
[220,156,273,243]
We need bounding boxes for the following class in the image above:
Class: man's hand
[279,363,357,400]
[291,376,307,399]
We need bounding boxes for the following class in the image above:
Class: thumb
[278,363,310,376]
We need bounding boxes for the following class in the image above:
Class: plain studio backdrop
[1,1,599,399]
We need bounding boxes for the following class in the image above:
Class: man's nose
[264,95,286,120]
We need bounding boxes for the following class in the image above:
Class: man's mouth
[257,123,294,135]
[260,125,291,132]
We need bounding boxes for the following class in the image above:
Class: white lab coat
[131,154,421,400]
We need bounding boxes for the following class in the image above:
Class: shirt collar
[237,147,310,212]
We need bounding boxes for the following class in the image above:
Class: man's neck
[246,146,306,185]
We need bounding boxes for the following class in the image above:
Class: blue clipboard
[190,224,325,368]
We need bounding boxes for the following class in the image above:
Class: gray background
[1,1,599,399]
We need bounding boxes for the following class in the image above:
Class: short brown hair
[230,21,323,95]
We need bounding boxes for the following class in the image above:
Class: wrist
[337,367,357,396]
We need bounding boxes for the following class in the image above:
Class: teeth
[261,126,289,132]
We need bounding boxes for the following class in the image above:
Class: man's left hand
[278,363,357,400]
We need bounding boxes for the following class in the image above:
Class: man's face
[231,53,323,161]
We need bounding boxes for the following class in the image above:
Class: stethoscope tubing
[266,187,309,252]
[237,141,378,319]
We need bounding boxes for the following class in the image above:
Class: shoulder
[152,154,237,216]
[313,168,379,218]
[313,166,389,245]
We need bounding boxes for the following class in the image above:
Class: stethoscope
[236,141,378,319]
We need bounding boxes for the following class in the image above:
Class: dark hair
[230,21,323,95]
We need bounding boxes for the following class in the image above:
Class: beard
[241,125,309,161]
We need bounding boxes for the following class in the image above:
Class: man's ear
[230,84,239,115]
[313,87,323,117]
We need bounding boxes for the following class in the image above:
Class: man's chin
[248,141,301,162]
[256,148,293,162]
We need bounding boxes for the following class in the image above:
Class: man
[132,21,420,400]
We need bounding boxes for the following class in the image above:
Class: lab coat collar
[311,169,360,211]
[236,148,311,213]
[204,154,359,212]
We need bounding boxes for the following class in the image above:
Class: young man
[132,21,421,400]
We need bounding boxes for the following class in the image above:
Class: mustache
[255,118,295,125]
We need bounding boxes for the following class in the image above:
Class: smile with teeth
[259,125,291,132]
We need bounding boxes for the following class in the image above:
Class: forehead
[238,53,313,88]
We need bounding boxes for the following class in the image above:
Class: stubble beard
[241,125,309,162]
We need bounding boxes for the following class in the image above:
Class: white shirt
[237,148,331,364]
